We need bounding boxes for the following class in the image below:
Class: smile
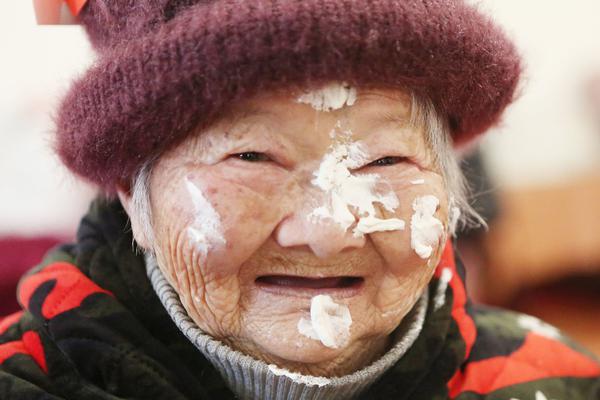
[255,275,364,297]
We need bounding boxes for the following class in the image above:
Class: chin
[264,337,346,365]
[244,321,352,369]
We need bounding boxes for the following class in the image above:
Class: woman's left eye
[231,152,272,162]
[368,156,407,166]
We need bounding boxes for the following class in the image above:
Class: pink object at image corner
[33,0,87,25]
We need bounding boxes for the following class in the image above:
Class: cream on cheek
[182,170,290,278]
[301,144,445,347]
[339,158,447,326]
[309,129,448,264]
[376,150,448,263]
[174,171,291,336]
[185,177,227,259]
[410,195,444,260]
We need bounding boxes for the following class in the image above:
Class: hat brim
[56,0,521,190]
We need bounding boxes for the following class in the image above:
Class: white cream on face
[355,215,406,234]
[296,81,357,112]
[329,119,353,139]
[410,195,444,259]
[185,178,226,257]
[308,141,405,237]
[297,295,352,349]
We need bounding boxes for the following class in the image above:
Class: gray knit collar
[145,253,428,400]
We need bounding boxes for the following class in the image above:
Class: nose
[274,209,366,259]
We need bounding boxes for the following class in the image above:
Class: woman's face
[121,86,450,376]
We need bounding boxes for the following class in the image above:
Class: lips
[255,275,363,290]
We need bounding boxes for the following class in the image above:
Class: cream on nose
[274,212,366,259]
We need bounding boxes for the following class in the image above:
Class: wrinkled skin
[118,87,450,377]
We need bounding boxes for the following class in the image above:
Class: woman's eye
[232,152,271,162]
[368,156,406,167]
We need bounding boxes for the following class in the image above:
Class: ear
[116,183,153,250]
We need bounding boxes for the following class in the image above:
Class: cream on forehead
[297,295,352,349]
[185,178,226,256]
[410,195,444,259]
[296,81,357,112]
[308,141,405,237]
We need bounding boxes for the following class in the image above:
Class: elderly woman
[2,0,600,399]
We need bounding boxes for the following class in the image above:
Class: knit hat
[55,0,521,191]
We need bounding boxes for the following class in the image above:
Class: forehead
[163,84,434,170]
[175,85,430,164]
[219,86,414,130]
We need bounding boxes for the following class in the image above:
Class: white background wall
[472,0,600,188]
[0,2,95,236]
[1,1,599,236]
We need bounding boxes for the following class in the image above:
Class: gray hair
[131,159,156,251]
[131,93,484,250]
[409,93,486,234]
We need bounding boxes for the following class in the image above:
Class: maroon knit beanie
[55,0,521,191]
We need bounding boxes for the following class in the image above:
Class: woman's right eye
[231,152,272,162]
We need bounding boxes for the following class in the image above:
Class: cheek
[368,166,449,276]
[365,168,448,322]
[174,169,293,279]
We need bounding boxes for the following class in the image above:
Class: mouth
[255,275,364,297]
